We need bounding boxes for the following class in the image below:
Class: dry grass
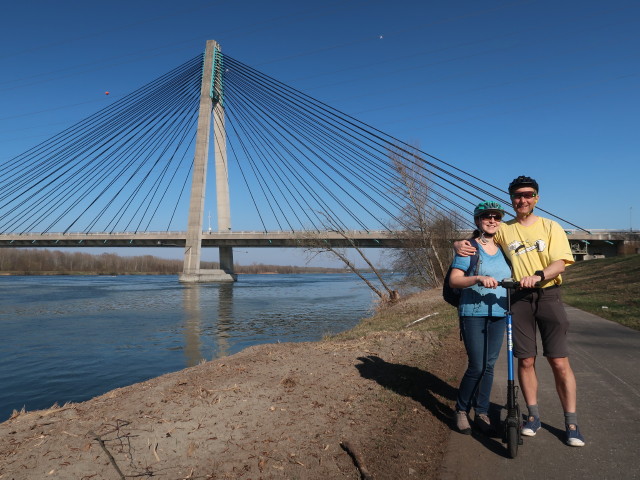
[562,255,640,331]
[328,288,459,341]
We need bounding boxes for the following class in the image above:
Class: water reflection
[182,285,203,367]
[182,283,233,366]
[215,283,233,359]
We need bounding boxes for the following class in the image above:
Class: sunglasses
[480,213,502,221]
[510,192,537,199]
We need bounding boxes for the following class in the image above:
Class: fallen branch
[405,312,438,328]
[340,440,374,480]
[88,430,126,480]
[152,442,161,461]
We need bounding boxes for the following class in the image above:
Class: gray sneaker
[456,411,471,435]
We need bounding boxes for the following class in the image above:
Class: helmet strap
[475,218,496,244]
[478,230,495,244]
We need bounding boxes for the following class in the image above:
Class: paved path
[439,306,640,480]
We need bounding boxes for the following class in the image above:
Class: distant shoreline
[0,248,355,276]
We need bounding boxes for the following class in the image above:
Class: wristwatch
[534,270,545,281]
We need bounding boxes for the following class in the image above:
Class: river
[0,274,378,421]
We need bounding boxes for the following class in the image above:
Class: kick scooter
[499,278,522,458]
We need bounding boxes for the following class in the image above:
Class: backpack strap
[466,238,481,277]
[458,238,481,341]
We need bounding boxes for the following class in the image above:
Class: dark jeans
[456,315,506,415]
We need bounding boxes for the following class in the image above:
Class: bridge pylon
[179,40,237,283]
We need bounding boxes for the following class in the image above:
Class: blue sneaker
[566,424,585,447]
[521,415,541,436]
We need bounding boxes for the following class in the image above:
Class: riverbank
[0,289,465,479]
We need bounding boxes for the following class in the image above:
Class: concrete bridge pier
[179,40,236,283]
[181,247,236,283]
[618,238,640,255]
[219,246,234,274]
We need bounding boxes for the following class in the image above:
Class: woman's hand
[450,270,498,289]
[476,276,498,288]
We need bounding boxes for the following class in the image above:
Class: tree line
[0,249,348,275]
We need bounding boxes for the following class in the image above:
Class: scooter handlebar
[499,278,520,289]
[499,278,542,289]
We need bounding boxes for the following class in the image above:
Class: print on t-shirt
[507,239,547,255]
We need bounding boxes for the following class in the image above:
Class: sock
[527,404,540,419]
[564,412,578,426]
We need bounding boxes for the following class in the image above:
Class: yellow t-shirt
[494,216,574,286]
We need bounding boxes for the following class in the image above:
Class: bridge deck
[0,230,635,249]
[0,231,403,248]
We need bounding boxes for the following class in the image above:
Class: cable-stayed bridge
[0,41,634,281]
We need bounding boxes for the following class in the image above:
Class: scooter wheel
[507,424,519,458]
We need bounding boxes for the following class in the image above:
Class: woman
[450,201,511,435]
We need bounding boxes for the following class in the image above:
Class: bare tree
[388,146,464,290]
[300,227,399,303]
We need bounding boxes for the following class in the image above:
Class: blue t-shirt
[451,246,511,317]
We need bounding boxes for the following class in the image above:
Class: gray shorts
[511,286,570,358]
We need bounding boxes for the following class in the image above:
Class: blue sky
[1,0,638,266]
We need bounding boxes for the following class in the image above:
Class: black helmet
[508,175,539,194]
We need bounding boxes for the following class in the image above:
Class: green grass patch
[562,255,640,331]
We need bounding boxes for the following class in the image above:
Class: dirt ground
[0,293,466,480]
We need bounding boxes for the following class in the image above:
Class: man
[455,175,585,447]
